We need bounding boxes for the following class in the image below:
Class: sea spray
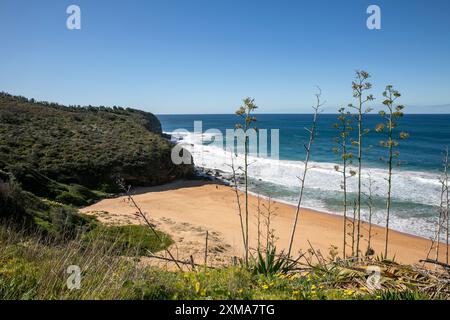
[168,129,441,240]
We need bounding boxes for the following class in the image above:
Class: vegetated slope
[0,170,94,238]
[0,92,193,192]
[0,92,192,234]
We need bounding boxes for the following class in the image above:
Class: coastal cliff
[0,92,193,190]
[0,92,193,232]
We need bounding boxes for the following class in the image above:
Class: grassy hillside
[1,222,445,300]
[0,92,192,235]
[0,170,94,238]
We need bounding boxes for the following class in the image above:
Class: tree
[375,85,408,257]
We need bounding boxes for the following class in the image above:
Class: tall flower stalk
[426,148,449,265]
[376,85,408,257]
[364,171,377,256]
[333,107,354,258]
[348,71,374,257]
[445,148,449,265]
[235,98,258,265]
[287,88,323,258]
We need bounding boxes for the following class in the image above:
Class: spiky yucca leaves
[249,246,297,276]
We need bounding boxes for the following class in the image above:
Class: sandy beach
[81,180,449,267]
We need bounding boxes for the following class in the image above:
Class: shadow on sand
[128,179,225,196]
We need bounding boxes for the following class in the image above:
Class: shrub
[82,225,173,256]
[55,191,87,207]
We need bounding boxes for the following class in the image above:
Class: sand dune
[81,180,449,267]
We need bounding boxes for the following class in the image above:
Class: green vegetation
[1,91,449,301]
[0,92,192,235]
[234,97,258,265]
[333,108,355,258]
[348,70,374,258]
[83,225,173,256]
[0,224,173,300]
[248,246,296,277]
[3,164,104,207]
[426,148,450,265]
[1,224,446,300]
[0,92,192,193]
[0,172,96,239]
[376,85,408,256]
[287,89,322,258]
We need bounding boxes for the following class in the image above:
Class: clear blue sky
[1,0,450,113]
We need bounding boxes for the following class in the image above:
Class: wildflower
[194,282,201,293]
[344,289,355,296]
[262,284,269,290]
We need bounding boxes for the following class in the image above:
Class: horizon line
[157,112,450,116]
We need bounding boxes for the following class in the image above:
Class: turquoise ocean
[159,114,450,240]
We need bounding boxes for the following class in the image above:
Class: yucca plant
[375,85,408,257]
[364,172,377,256]
[249,245,295,276]
[235,97,258,266]
[333,107,355,258]
[348,70,374,258]
[287,88,323,258]
[426,148,449,265]
[378,289,429,300]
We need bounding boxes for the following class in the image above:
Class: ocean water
[159,114,450,240]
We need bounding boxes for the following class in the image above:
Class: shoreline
[81,179,449,267]
[194,166,437,241]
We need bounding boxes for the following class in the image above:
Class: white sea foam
[167,131,441,239]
